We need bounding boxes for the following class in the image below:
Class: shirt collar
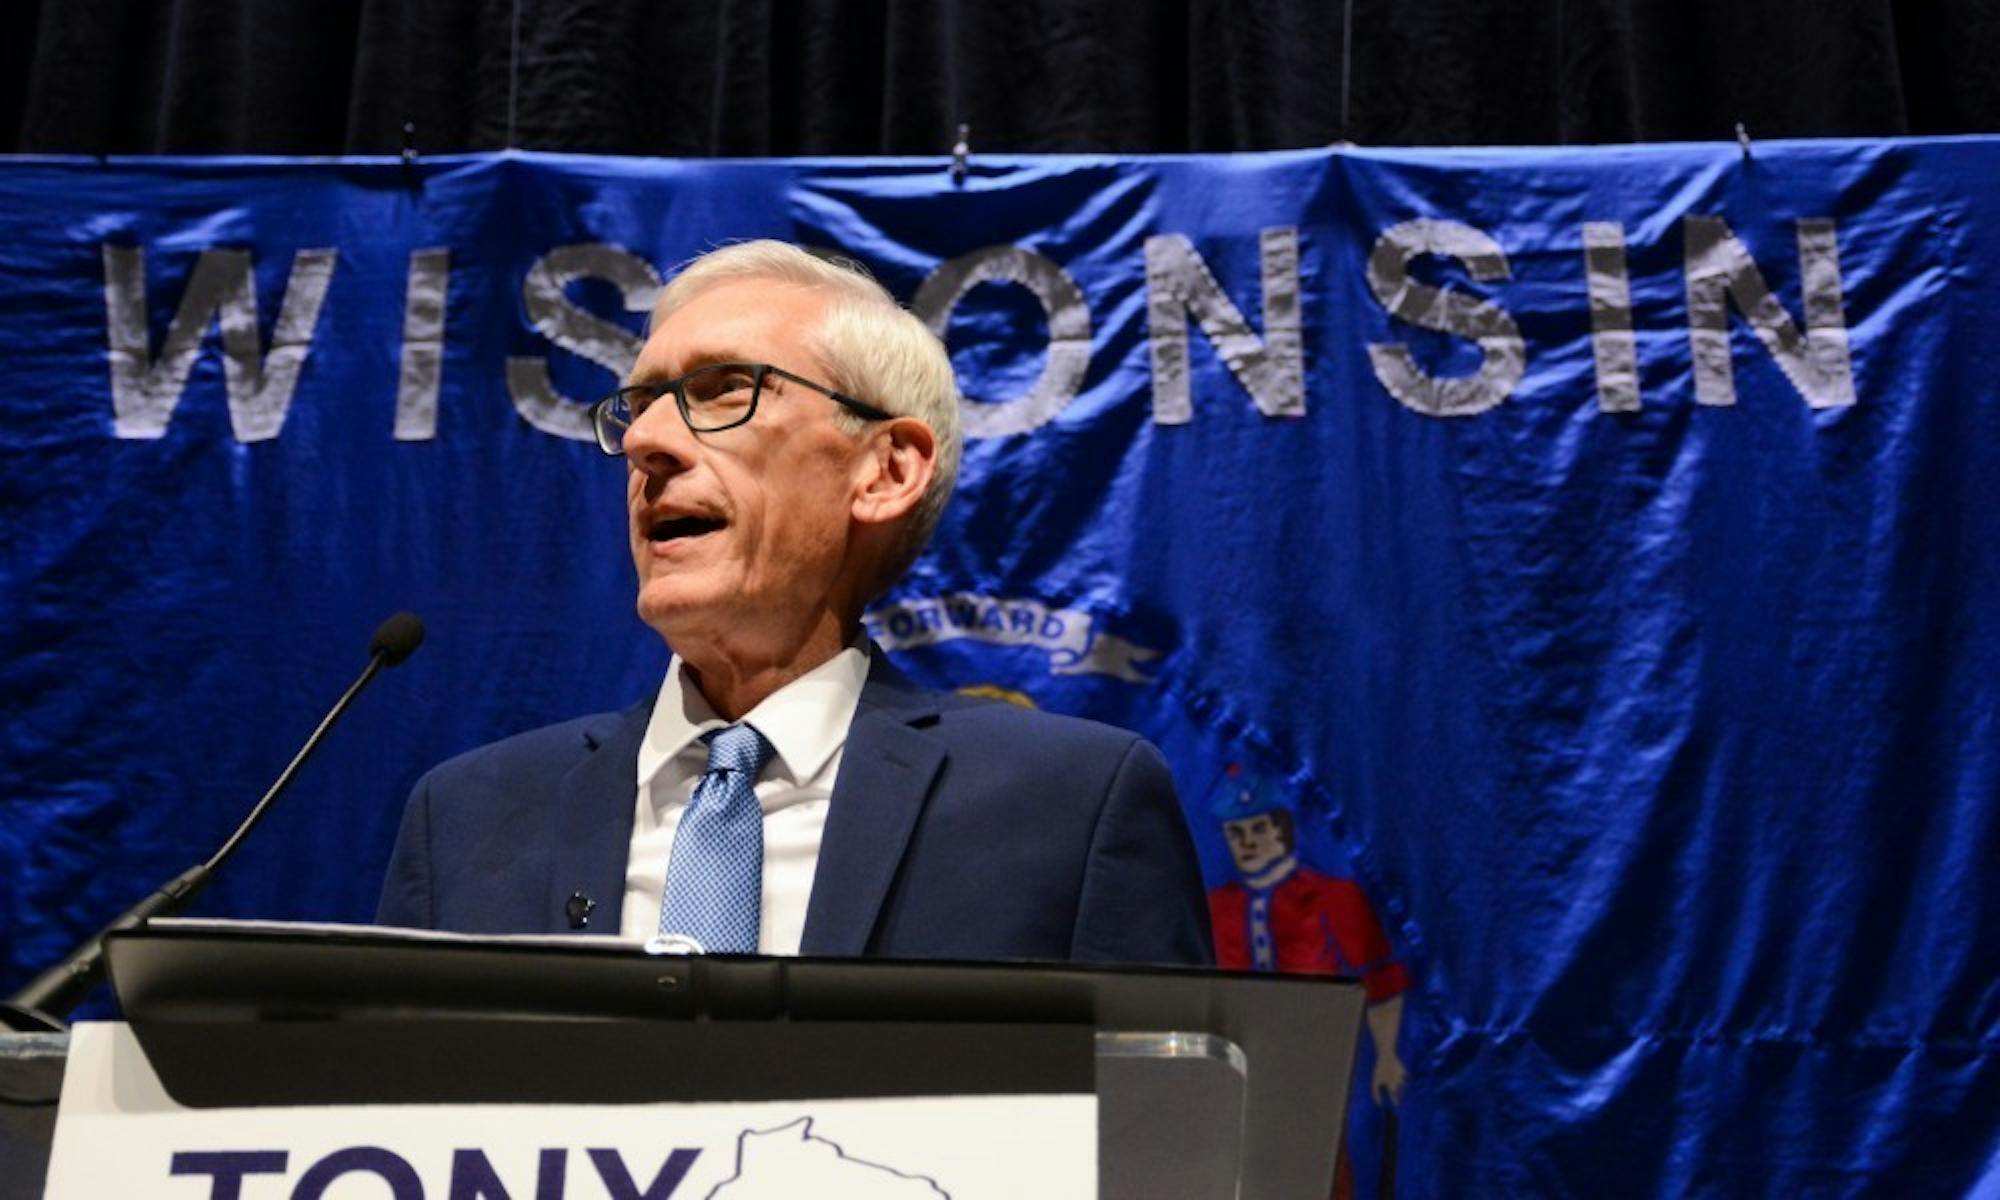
[1244,854,1299,892]
[637,639,871,788]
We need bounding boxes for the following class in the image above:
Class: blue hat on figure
[1206,763,1289,821]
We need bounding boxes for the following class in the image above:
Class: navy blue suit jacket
[376,656,1212,965]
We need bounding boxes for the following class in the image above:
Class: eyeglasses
[591,361,894,456]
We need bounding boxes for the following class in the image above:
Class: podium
[3,921,1366,1198]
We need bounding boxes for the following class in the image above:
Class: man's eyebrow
[628,348,743,385]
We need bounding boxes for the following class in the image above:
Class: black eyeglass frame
[591,361,895,456]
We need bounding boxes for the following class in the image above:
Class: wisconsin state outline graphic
[705,1116,952,1198]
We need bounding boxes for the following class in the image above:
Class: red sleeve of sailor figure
[1207,881,1252,967]
[1270,868,1411,1001]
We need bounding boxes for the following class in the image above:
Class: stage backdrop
[3,141,1997,1197]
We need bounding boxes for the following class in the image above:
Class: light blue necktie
[657,723,773,953]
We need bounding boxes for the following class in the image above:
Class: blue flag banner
[3,142,1997,1196]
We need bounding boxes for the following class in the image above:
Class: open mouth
[647,515,726,543]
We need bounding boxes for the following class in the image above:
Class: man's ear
[851,416,937,527]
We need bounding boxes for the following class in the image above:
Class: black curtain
[4,0,1997,157]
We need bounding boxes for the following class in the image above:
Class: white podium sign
[44,1023,1095,1199]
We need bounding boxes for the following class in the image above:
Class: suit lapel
[800,654,944,955]
[546,702,649,936]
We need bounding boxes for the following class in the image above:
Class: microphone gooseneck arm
[0,613,426,1031]
[201,650,387,876]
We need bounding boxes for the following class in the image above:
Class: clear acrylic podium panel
[0,1033,66,1200]
[1098,1031,1248,1200]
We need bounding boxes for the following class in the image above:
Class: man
[378,240,1210,966]
[1205,766,1408,1200]
[1207,767,1408,1104]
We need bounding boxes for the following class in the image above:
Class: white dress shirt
[619,643,869,954]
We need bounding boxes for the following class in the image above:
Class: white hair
[652,241,961,593]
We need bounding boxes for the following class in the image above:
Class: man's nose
[622,399,699,474]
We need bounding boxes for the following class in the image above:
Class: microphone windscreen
[369,611,426,666]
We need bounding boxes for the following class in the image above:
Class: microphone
[370,611,425,665]
[0,612,426,1031]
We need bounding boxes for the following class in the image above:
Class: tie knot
[702,723,772,777]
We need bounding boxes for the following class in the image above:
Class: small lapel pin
[565,891,597,930]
